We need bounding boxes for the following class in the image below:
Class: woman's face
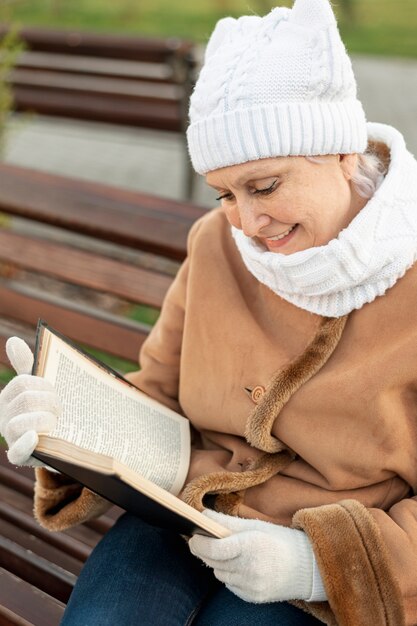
[206,154,364,254]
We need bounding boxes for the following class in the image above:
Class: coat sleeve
[123,256,189,413]
[34,219,203,531]
[292,497,415,626]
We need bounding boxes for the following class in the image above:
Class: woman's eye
[253,180,278,196]
[216,193,234,202]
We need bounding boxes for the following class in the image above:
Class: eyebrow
[206,182,225,191]
[236,169,279,185]
[207,169,282,190]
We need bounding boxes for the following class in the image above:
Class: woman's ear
[339,154,359,181]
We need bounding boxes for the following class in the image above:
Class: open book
[31,322,229,539]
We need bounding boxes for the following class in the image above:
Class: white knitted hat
[187,0,367,175]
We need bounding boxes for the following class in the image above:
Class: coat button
[251,385,265,403]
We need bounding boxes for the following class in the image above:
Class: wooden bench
[0,161,206,624]
[0,26,197,198]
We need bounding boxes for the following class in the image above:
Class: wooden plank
[0,518,83,576]
[0,447,33,474]
[0,503,92,563]
[11,69,181,101]
[0,282,149,363]
[0,535,76,602]
[0,483,106,549]
[0,568,65,625]
[0,163,203,260]
[0,448,34,477]
[15,50,176,82]
[0,26,195,65]
[0,230,172,308]
[0,603,33,626]
[13,87,182,132]
[0,461,34,497]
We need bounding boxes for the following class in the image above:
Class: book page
[39,330,190,496]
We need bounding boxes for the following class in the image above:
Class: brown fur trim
[293,499,405,626]
[34,467,110,531]
[214,491,243,516]
[181,450,294,511]
[245,316,348,453]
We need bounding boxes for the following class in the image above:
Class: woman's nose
[238,200,271,237]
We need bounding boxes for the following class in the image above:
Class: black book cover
[33,450,214,537]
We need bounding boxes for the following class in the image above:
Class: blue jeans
[61,514,322,626]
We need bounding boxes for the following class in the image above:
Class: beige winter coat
[35,204,417,626]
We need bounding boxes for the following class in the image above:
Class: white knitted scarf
[232,123,417,317]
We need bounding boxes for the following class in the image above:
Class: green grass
[0,365,14,385]
[1,0,417,58]
[83,344,140,375]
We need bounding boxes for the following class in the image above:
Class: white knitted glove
[0,337,61,466]
[189,509,327,603]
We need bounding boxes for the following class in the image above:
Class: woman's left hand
[189,509,320,603]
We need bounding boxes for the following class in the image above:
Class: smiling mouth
[266,224,297,241]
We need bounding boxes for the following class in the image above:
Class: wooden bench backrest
[0,161,208,624]
[1,26,196,132]
[0,162,206,366]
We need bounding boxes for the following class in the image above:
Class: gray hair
[351,152,387,199]
[306,150,387,200]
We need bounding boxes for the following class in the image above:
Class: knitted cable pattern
[187,0,367,174]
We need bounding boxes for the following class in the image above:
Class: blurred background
[0,0,416,207]
[1,0,416,56]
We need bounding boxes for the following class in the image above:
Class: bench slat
[11,68,182,101]
[0,503,92,563]
[0,535,76,603]
[0,568,65,625]
[0,497,119,562]
[0,163,203,260]
[0,518,83,576]
[0,27,195,65]
[15,50,175,82]
[0,230,172,308]
[0,483,106,549]
[0,282,149,363]
[0,461,34,497]
[13,87,182,132]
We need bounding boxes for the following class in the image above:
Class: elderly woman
[1,0,416,624]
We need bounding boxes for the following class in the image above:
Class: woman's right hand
[0,337,61,466]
